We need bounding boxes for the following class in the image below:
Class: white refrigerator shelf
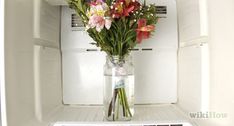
[44,104,197,126]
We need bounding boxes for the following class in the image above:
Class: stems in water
[107,87,132,120]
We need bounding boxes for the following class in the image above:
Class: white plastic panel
[177,0,200,42]
[62,51,105,104]
[176,0,209,115]
[61,0,178,105]
[34,0,60,45]
[178,44,210,113]
[4,0,35,125]
[133,49,177,104]
[178,46,202,112]
[34,45,62,120]
[177,0,208,43]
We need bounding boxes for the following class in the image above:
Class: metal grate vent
[71,14,84,28]
[156,6,167,14]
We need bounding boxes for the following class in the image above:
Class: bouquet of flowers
[67,0,158,121]
[67,0,158,58]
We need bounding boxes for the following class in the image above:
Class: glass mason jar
[103,55,134,121]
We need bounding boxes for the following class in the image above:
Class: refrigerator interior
[3,0,229,126]
[61,0,178,105]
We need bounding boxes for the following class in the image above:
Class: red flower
[136,19,155,43]
[111,0,140,18]
[128,1,140,12]
[111,1,124,18]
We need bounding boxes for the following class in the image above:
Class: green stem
[108,87,132,120]
[116,90,121,120]
[121,88,128,117]
[122,88,132,117]
[119,88,126,116]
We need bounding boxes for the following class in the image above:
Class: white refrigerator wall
[61,0,178,105]
[203,0,234,125]
[5,0,35,125]
[33,0,62,122]
[178,0,234,126]
[177,0,209,113]
[4,0,62,126]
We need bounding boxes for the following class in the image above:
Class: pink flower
[90,0,104,6]
[88,15,112,32]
